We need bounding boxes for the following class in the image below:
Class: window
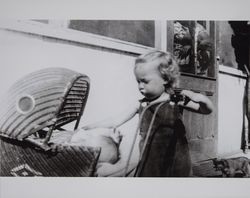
[68,20,155,47]
[217,21,250,73]
[169,20,215,78]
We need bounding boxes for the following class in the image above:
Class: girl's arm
[82,102,140,130]
[178,90,214,114]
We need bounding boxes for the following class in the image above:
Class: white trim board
[0,20,154,55]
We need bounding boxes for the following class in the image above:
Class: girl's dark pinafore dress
[135,100,192,177]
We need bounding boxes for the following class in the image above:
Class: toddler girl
[83,50,213,177]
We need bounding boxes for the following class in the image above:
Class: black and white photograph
[0,1,250,198]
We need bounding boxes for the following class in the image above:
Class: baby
[50,127,122,164]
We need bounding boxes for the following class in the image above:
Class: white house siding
[218,65,247,156]
[0,25,145,168]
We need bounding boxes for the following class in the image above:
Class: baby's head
[134,50,179,100]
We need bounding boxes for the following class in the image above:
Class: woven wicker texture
[0,67,90,140]
[0,137,100,177]
[0,68,102,177]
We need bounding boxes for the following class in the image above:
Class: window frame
[169,20,217,80]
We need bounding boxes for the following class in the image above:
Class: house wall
[0,24,146,165]
[216,20,249,156]
[218,65,247,156]
[0,29,141,123]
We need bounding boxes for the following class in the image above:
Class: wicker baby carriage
[0,68,100,176]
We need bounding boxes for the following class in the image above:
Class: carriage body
[0,68,100,176]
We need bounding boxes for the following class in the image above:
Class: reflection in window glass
[173,21,194,74]
[68,20,155,47]
[173,21,214,77]
[217,21,238,68]
[196,22,213,76]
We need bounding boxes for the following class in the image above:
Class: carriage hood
[0,67,90,141]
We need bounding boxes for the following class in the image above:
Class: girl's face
[134,61,167,101]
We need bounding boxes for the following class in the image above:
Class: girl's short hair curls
[135,50,180,92]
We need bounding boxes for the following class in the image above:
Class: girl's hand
[179,89,213,114]
[180,90,200,103]
[110,128,123,145]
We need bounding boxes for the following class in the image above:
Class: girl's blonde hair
[135,50,180,93]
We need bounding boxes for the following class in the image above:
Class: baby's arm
[82,102,139,130]
[178,90,213,114]
[96,128,139,177]
[96,159,137,177]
